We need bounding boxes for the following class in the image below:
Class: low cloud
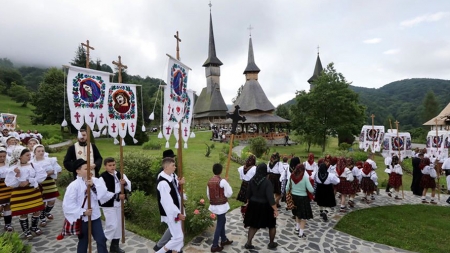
[400,12,449,27]
[363,38,381,44]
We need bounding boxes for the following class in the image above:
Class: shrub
[124,190,166,234]
[249,136,268,158]
[210,143,215,149]
[350,151,369,163]
[56,170,74,188]
[120,151,161,195]
[142,140,162,150]
[0,232,32,253]
[218,152,226,165]
[339,143,352,151]
[184,198,215,235]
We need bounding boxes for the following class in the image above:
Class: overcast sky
[1,0,449,106]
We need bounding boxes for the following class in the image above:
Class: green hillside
[284,78,450,130]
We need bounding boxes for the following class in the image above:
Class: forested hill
[350,78,450,129]
[284,78,450,130]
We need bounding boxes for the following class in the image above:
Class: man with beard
[410,152,423,196]
[63,129,103,180]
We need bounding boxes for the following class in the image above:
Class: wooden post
[370,114,375,152]
[81,39,94,253]
[112,56,128,243]
[435,118,440,200]
[225,134,235,178]
[395,120,404,199]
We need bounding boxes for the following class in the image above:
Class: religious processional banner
[0,113,17,130]
[359,125,385,152]
[382,132,412,161]
[162,54,194,149]
[66,66,110,130]
[106,83,138,143]
[426,130,449,160]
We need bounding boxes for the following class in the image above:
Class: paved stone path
[4,191,449,252]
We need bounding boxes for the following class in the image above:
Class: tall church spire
[307,52,323,84]
[243,36,260,77]
[203,11,222,67]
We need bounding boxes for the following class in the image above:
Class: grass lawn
[334,205,450,253]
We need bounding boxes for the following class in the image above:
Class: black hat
[73,159,87,170]
[162,149,176,158]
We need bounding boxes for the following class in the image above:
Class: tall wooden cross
[112,56,128,83]
[225,105,246,178]
[81,40,95,69]
[371,114,375,150]
[394,120,400,157]
[435,118,439,153]
[174,31,182,60]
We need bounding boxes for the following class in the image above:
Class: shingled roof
[194,86,228,115]
[308,53,323,84]
[233,80,275,112]
[423,102,450,126]
[202,12,223,67]
[243,37,260,74]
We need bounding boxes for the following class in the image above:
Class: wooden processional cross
[173,31,185,231]
[434,118,441,201]
[394,120,404,198]
[112,56,128,243]
[81,39,94,253]
[371,114,375,151]
[225,106,246,178]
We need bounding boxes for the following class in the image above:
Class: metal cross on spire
[208,0,212,11]
[247,24,253,37]
[317,45,320,55]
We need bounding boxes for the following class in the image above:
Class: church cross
[226,105,246,135]
[74,112,81,123]
[89,112,95,123]
[81,40,95,68]
[99,113,104,124]
[165,125,172,135]
[184,127,188,137]
[130,123,135,132]
[317,45,320,55]
[112,56,128,83]
[111,123,117,133]
[174,31,182,60]
[247,25,253,37]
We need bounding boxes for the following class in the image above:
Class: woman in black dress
[314,163,340,221]
[243,163,278,250]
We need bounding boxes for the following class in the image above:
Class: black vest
[157,175,180,216]
[100,171,122,207]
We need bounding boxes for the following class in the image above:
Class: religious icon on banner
[391,136,404,151]
[106,83,137,141]
[366,129,379,141]
[1,113,17,130]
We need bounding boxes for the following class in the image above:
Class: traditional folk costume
[157,171,184,253]
[387,156,403,200]
[384,155,393,194]
[360,162,378,204]
[99,170,131,253]
[279,160,291,199]
[267,153,282,195]
[5,146,46,239]
[236,155,256,203]
[442,158,450,194]
[62,174,109,253]
[304,153,318,177]
[32,146,62,226]
[314,163,339,221]
[327,157,338,175]
[335,158,354,212]
[207,174,233,251]
[0,147,13,232]
[420,158,437,204]
[352,163,362,194]
[411,154,423,196]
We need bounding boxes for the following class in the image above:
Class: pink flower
[210,213,216,219]
[194,209,200,215]
[199,199,205,204]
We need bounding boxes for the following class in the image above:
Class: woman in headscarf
[267,153,282,208]
[360,162,378,204]
[0,147,13,232]
[5,146,47,239]
[387,155,403,200]
[286,164,314,238]
[420,157,437,204]
[237,155,257,218]
[314,163,339,221]
[243,163,278,250]
[303,153,318,177]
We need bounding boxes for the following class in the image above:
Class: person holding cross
[63,129,103,180]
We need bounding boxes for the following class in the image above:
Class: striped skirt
[0,179,12,206]
[10,186,45,216]
[40,176,60,202]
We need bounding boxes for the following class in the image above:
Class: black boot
[19,218,33,239]
[39,210,47,227]
[110,239,125,253]
[3,213,13,232]
[45,205,54,220]
[30,216,43,235]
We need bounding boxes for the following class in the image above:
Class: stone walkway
[3,191,449,252]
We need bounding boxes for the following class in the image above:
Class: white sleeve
[430,169,437,178]
[62,183,85,223]
[330,174,340,185]
[5,170,20,188]
[370,171,378,183]
[123,174,131,191]
[220,179,233,198]
[346,170,354,182]
[51,158,62,179]
[29,164,47,187]
[92,177,109,203]
[206,186,210,200]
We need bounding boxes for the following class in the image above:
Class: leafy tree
[31,68,68,125]
[8,82,32,107]
[71,45,87,67]
[291,63,366,152]
[249,136,268,158]
[421,90,440,124]
[0,67,24,89]
[231,85,244,104]
[275,104,290,120]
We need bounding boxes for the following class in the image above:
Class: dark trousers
[213,213,227,247]
[78,218,108,253]
[385,173,391,192]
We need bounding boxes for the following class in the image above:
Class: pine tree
[422,90,440,123]
[71,45,87,67]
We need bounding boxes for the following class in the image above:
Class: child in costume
[360,162,378,204]
[335,157,354,212]
[387,155,403,200]
[420,157,437,204]
[0,147,13,231]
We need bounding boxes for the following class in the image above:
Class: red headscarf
[330,157,338,166]
[291,164,305,184]
[362,162,372,175]
[420,157,430,170]
[355,161,363,169]
[307,153,314,165]
[317,158,324,166]
[336,157,347,176]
